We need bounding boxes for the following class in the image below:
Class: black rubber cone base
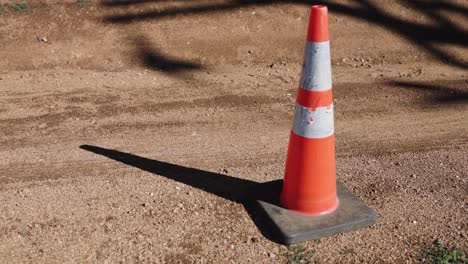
[249,180,376,244]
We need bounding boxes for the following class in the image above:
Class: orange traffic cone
[251,5,375,244]
[280,5,338,215]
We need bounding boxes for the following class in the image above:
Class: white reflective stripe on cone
[299,41,332,92]
[292,103,334,139]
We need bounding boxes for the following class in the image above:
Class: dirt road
[0,1,467,263]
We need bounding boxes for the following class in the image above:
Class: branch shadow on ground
[101,0,468,69]
[389,80,468,104]
[101,0,172,7]
[135,36,204,74]
[79,144,285,243]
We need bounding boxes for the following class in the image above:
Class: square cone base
[249,180,376,244]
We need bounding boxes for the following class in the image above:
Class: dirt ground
[0,0,467,263]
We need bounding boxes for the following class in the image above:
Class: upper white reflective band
[299,41,332,91]
[292,103,334,139]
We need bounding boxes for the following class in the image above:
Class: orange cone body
[281,5,338,215]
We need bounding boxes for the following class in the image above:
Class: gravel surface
[0,1,467,263]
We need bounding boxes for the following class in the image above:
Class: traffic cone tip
[307,5,329,42]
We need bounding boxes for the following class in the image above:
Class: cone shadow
[79,145,376,244]
[80,145,255,203]
[79,144,284,243]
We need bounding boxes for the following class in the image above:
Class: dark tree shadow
[79,144,285,243]
[135,36,204,74]
[101,0,468,69]
[389,80,468,104]
[101,0,172,7]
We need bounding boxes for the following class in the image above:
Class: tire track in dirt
[1,78,466,169]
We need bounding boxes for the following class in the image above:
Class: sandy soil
[0,0,467,263]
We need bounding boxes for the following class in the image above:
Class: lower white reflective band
[292,103,334,138]
[299,41,332,92]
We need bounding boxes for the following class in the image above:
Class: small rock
[175,186,181,190]
[411,220,417,224]
[268,252,276,258]
[37,36,49,43]
[38,123,47,129]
